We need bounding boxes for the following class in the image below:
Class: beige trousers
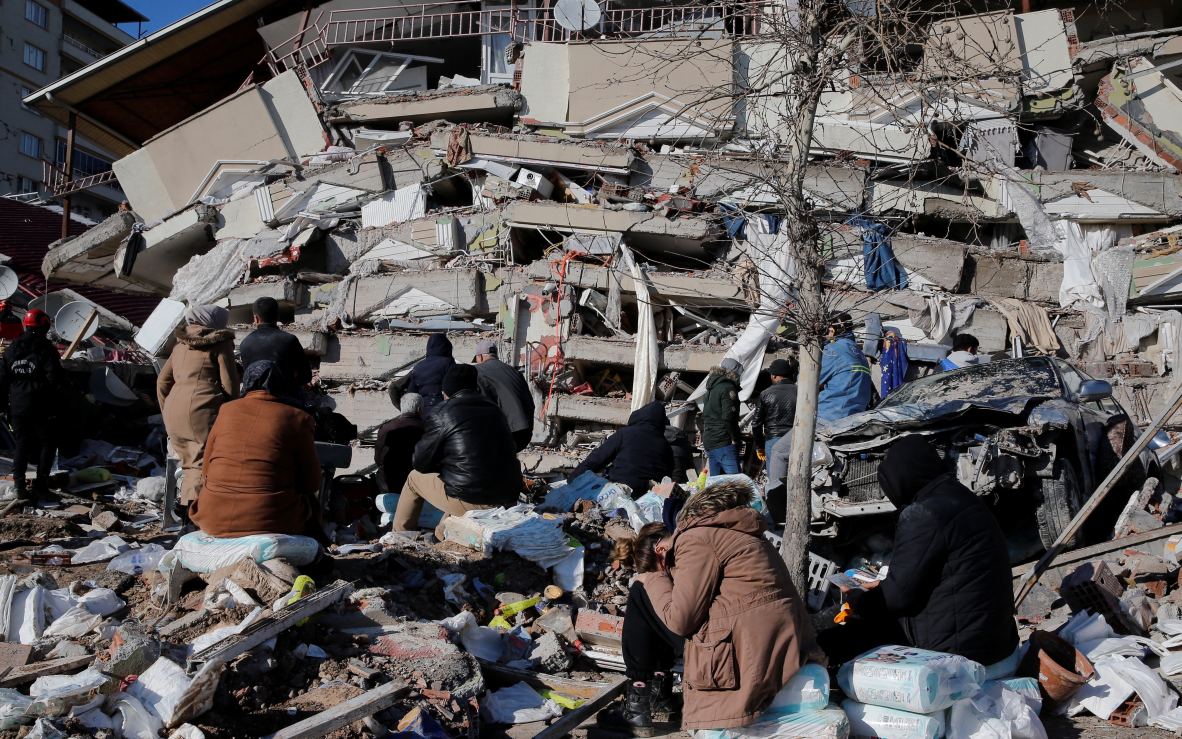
[392,470,495,539]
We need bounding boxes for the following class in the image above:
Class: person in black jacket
[569,401,675,497]
[407,334,455,418]
[664,425,694,484]
[817,436,1018,667]
[473,341,535,451]
[751,357,798,460]
[392,365,521,537]
[0,310,64,501]
[238,297,311,398]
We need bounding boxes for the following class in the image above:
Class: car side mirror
[1076,379,1113,402]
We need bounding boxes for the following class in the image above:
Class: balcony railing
[61,34,103,59]
[43,161,120,197]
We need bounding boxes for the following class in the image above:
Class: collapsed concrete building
[13,0,1182,488]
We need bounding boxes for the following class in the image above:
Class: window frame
[25,1,48,29]
[19,131,43,159]
[23,43,46,72]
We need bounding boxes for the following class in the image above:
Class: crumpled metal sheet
[818,395,1041,441]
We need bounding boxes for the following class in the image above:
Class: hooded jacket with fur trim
[568,401,674,495]
[640,480,824,730]
[158,325,241,504]
[701,365,742,451]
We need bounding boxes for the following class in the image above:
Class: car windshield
[877,357,1062,408]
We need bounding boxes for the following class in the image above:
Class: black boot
[597,682,653,737]
[648,672,680,724]
[31,478,49,501]
[13,480,32,503]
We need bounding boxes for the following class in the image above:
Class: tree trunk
[784,334,821,597]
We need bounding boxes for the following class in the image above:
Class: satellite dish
[55,301,99,342]
[554,0,601,31]
[89,367,137,406]
[29,292,70,319]
[0,267,17,301]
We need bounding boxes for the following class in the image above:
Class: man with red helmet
[0,309,63,501]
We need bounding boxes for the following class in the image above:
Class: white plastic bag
[436,610,503,662]
[136,477,167,502]
[113,692,164,739]
[0,688,33,730]
[78,588,126,617]
[552,541,584,592]
[26,717,67,739]
[843,700,944,739]
[14,587,46,645]
[168,724,207,739]
[73,535,130,564]
[27,668,112,717]
[948,683,1046,739]
[189,607,262,655]
[480,682,564,724]
[43,604,102,638]
[837,645,984,714]
[697,666,845,739]
[108,544,167,575]
[983,678,1041,715]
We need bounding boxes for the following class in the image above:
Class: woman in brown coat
[157,305,239,506]
[190,360,323,540]
[599,480,824,736]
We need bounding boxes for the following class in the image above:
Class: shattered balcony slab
[521,260,746,309]
[545,394,634,426]
[340,269,488,320]
[429,132,633,173]
[504,202,715,257]
[319,332,489,382]
[113,71,328,222]
[632,158,867,212]
[969,251,1064,303]
[1074,29,1182,72]
[1096,59,1182,172]
[122,206,221,294]
[331,86,523,125]
[563,336,795,373]
[1024,170,1182,219]
[42,211,154,294]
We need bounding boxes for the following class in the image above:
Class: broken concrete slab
[1024,170,1182,219]
[41,211,141,293]
[225,281,308,320]
[318,333,488,382]
[545,395,634,426]
[563,336,795,374]
[333,269,488,320]
[521,260,746,308]
[231,326,328,356]
[969,252,1064,303]
[504,202,716,257]
[332,86,523,126]
[1096,58,1182,172]
[117,204,220,295]
[429,132,633,172]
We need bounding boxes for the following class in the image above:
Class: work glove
[756,450,766,462]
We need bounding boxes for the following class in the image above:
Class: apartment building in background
[1,0,147,221]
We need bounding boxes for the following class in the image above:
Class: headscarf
[241,360,303,408]
[186,305,229,330]
[877,435,948,510]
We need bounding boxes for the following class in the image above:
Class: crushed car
[810,357,1166,559]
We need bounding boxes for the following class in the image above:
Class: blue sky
[122,0,210,36]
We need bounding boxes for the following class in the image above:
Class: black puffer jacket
[569,401,674,496]
[665,425,695,483]
[751,380,797,447]
[859,436,1018,666]
[408,334,456,418]
[412,388,521,505]
[0,329,63,416]
[476,357,535,434]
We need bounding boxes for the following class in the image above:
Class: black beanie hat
[442,364,479,397]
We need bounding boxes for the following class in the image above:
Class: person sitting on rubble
[375,393,425,496]
[238,297,312,400]
[941,333,982,371]
[818,312,872,424]
[391,364,521,538]
[752,358,798,463]
[190,360,332,574]
[816,435,1018,669]
[407,333,456,418]
[702,357,743,474]
[599,480,824,736]
[0,309,63,502]
[568,400,675,497]
[473,340,535,452]
[157,305,239,514]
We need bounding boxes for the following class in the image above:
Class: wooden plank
[478,660,612,700]
[1011,521,1182,583]
[0,655,94,688]
[263,682,411,739]
[531,675,628,739]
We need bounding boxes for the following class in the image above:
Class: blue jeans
[706,444,741,475]
[764,436,783,461]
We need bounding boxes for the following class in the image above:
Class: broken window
[318,49,441,95]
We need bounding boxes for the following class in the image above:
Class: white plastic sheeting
[361,184,426,228]
[1054,222,1133,312]
[169,239,249,307]
[321,259,382,330]
[620,243,658,411]
[462,506,574,568]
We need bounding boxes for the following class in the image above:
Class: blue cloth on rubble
[855,217,908,291]
[818,335,873,424]
[880,330,909,399]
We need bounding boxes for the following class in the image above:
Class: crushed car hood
[818,395,1047,441]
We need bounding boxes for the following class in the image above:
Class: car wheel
[1035,459,1084,551]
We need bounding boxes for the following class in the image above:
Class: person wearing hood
[393,365,522,537]
[158,305,240,507]
[0,310,64,501]
[238,297,312,398]
[408,333,456,418]
[473,340,535,451]
[375,393,425,496]
[599,479,824,736]
[818,312,872,424]
[702,357,743,474]
[191,360,330,576]
[941,333,981,371]
[568,401,675,496]
[816,436,1018,667]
